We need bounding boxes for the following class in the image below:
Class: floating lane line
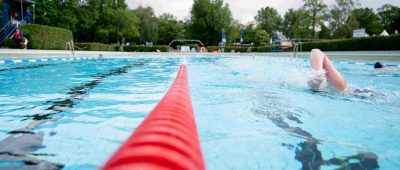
[102,64,205,170]
[303,58,399,67]
[0,57,103,65]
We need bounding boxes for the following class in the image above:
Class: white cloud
[126,0,400,24]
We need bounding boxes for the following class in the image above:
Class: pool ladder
[293,42,302,57]
[66,41,75,57]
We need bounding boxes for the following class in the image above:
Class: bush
[4,38,17,48]
[301,35,400,51]
[207,46,219,52]
[121,45,169,52]
[254,46,274,52]
[75,43,115,51]
[20,24,73,50]
[225,47,251,53]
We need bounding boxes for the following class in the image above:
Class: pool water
[0,56,399,169]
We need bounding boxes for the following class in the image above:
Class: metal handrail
[66,41,75,57]
[292,42,302,57]
[168,39,205,47]
[0,21,16,45]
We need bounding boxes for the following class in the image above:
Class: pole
[33,4,35,23]
[20,0,24,23]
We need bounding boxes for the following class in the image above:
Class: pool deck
[1,49,400,61]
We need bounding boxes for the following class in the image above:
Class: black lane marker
[0,63,54,72]
[21,59,152,122]
[0,59,152,169]
[0,60,86,73]
[254,93,379,170]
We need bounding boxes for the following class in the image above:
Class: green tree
[35,0,78,32]
[282,8,312,39]
[33,0,139,44]
[318,24,332,39]
[254,29,270,46]
[351,8,383,36]
[243,23,257,44]
[110,9,140,43]
[226,20,242,44]
[255,7,281,36]
[75,0,100,42]
[303,0,327,38]
[133,6,159,44]
[329,0,359,38]
[157,13,184,45]
[190,0,232,45]
[378,4,400,34]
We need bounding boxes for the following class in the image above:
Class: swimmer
[308,49,373,94]
[308,49,347,92]
[374,62,398,71]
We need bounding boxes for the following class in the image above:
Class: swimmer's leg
[310,49,324,71]
[310,49,348,91]
[308,50,325,90]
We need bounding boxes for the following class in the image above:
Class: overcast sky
[126,0,400,24]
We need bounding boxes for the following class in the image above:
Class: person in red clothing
[13,27,22,48]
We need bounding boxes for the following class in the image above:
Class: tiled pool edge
[1,49,400,60]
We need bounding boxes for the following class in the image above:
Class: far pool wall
[0,49,400,61]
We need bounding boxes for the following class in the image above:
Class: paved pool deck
[1,49,400,61]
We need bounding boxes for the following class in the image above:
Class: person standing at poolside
[25,10,33,24]
[308,49,348,92]
[13,27,22,48]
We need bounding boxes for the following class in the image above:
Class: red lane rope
[102,65,205,170]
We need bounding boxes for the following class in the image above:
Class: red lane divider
[102,65,205,170]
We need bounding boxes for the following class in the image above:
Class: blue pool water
[0,56,399,169]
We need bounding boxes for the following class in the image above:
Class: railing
[0,21,18,46]
[66,41,75,57]
[293,42,302,57]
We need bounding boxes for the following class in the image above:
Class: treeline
[33,0,400,46]
[34,0,184,45]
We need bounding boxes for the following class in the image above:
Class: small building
[1,0,35,28]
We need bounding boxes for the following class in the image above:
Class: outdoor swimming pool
[0,55,399,169]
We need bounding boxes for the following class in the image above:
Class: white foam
[40,59,48,61]
[0,60,4,64]
[28,59,36,62]
[13,60,22,63]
